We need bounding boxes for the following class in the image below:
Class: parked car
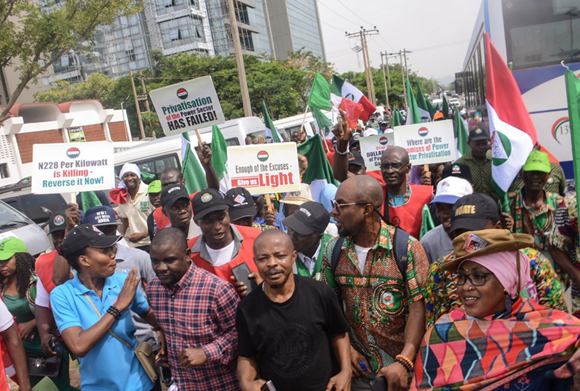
[0,200,51,257]
[0,179,68,224]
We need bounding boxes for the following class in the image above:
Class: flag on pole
[297,135,338,201]
[262,101,283,143]
[312,107,334,139]
[441,94,449,118]
[308,72,333,111]
[392,109,405,127]
[485,33,535,211]
[181,132,208,193]
[453,104,470,157]
[415,81,432,121]
[565,69,580,205]
[426,99,437,119]
[211,125,230,193]
[332,75,376,121]
[405,79,422,124]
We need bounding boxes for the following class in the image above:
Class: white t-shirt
[0,300,14,332]
[205,240,235,267]
[354,244,371,275]
[36,277,50,308]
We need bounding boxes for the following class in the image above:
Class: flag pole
[299,104,310,135]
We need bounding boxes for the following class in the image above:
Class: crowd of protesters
[2,107,580,391]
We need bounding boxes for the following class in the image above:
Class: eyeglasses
[381,163,406,171]
[330,200,369,210]
[456,272,493,286]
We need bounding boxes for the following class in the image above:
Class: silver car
[0,200,51,257]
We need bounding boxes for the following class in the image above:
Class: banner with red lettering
[227,143,300,194]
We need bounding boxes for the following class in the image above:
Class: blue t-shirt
[50,272,153,391]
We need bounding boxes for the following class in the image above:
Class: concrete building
[266,0,326,61]
[0,100,131,185]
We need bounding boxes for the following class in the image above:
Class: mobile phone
[159,365,172,385]
[231,262,258,294]
[261,380,276,391]
[369,376,388,391]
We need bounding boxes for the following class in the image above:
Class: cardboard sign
[394,120,456,165]
[32,142,115,194]
[227,143,300,194]
[149,76,225,136]
[359,132,395,171]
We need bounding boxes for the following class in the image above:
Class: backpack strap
[331,237,345,275]
[393,227,409,284]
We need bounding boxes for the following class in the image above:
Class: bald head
[254,229,294,253]
[339,175,383,209]
[381,146,409,165]
[151,227,188,252]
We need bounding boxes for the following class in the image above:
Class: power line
[321,21,348,33]
[317,0,360,28]
[334,0,375,27]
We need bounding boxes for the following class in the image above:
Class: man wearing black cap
[225,188,274,231]
[282,202,333,281]
[347,152,367,176]
[189,188,261,294]
[160,184,201,240]
[454,124,497,200]
[423,193,566,327]
[379,120,388,134]
[440,163,473,184]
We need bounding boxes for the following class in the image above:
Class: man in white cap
[420,177,473,264]
[116,163,153,251]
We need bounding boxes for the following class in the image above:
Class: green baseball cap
[0,237,27,261]
[147,180,162,194]
[522,151,550,173]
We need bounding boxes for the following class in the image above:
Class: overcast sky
[318,0,482,83]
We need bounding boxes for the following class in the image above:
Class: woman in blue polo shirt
[50,225,164,391]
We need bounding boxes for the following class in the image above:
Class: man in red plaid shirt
[147,227,240,391]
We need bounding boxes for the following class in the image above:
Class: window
[61,54,69,67]
[189,0,196,5]
[126,49,136,62]
[170,29,181,41]
[0,164,9,179]
[164,0,175,7]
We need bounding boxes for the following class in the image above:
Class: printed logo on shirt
[372,283,404,317]
[140,201,150,212]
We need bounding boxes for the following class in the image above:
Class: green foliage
[0,0,140,123]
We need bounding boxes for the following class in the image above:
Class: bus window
[114,153,181,180]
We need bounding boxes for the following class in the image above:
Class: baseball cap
[434,112,445,120]
[430,176,473,205]
[522,151,550,173]
[161,184,190,209]
[82,206,121,226]
[441,163,473,184]
[48,210,67,234]
[379,120,388,126]
[468,125,490,141]
[147,180,162,194]
[61,224,122,257]
[348,152,365,167]
[364,128,378,137]
[449,193,499,236]
[191,188,228,221]
[225,187,257,221]
[0,237,27,261]
[349,133,361,147]
[282,202,330,235]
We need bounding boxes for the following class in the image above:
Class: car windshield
[0,201,30,229]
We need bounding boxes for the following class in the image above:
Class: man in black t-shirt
[236,230,351,391]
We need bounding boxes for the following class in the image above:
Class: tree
[0,0,140,124]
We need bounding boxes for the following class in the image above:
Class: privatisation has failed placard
[32,142,115,194]
[227,143,300,194]
[149,76,225,136]
[394,120,456,165]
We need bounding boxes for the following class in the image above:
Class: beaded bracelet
[107,306,122,320]
[395,354,414,372]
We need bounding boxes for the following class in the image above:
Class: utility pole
[403,48,411,81]
[130,70,146,140]
[399,50,407,108]
[227,0,252,116]
[138,71,155,139]
[380,52,390,111]
[346,27,379,105]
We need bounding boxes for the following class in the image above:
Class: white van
[113,116,283,178]
[273,110,333,138]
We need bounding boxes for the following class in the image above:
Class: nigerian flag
[211,125,230,193]
[297,135,337,201]
[415,81,432,122]
[181,132,208,193]
[262,101,283,143]
[312,107,333,139]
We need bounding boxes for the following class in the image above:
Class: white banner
[227,143,300,194]
[358,132,395,171]
[32,142,115,194]
[149,76,225,136]
[394,120,456,165]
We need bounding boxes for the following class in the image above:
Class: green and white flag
[415,81,432,122]
[211,125,230,193]
[312,107,334,139]
[262,101,283,143]
[181,132,208,193]
[405,79,422,124]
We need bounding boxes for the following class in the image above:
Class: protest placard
[394,120,455,165]
[32,141,115,194]
[359,132,395,171]
[228,143,300,194]
[149,76,225,136]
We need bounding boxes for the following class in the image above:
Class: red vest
[382,183,433,239]
[153,191,199,233]
[187,225,261,285]
[36,251,58,295]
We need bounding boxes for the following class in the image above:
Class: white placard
[394,120,456,165]
[227,143,301,194]
[149,76,225,136]
[32,142,115,194]
[359,132,395,171]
